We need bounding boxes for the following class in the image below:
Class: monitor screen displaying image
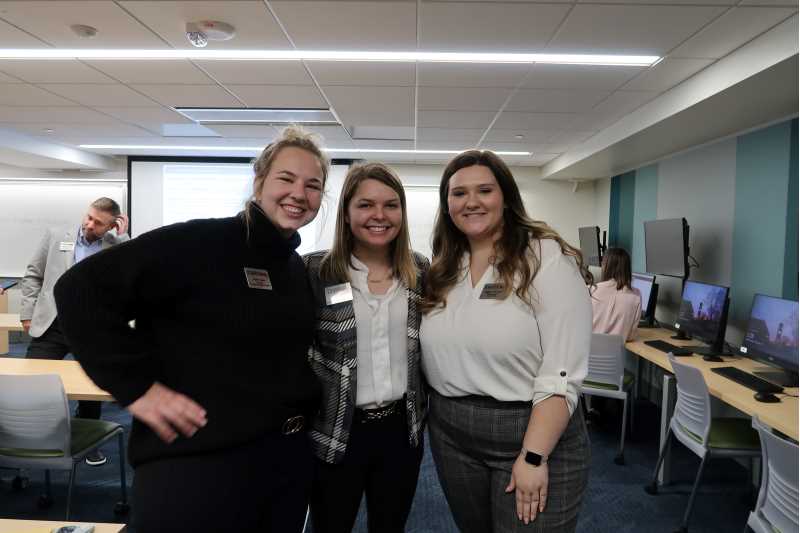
[742,294,799,372]
[677,280,728,343]
[631,273,655,318]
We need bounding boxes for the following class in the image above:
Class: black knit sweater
[54,205,321,467]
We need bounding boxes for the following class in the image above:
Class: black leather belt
[354,401,401,423]
[281,415,305,435]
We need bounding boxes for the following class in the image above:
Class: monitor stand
[639,315,658,329]
[753,369,799,388]
[671,330,691,341]
[690,345,728,363]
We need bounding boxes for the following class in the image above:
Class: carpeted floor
[1,343,757,532]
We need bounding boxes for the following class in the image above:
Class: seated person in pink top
[591,248,642,341]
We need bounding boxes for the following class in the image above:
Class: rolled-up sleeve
[531,242,592,414]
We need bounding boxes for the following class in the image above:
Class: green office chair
[0,373,129,519]
[644,354,761,533]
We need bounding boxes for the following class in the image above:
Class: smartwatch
[522,448,548,467]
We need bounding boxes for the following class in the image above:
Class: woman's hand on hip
[127,382,208,443]
[505,454,548,525]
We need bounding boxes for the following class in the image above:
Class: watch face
[524,451,542,466]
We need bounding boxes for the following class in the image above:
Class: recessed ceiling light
[43,128,54,134]
[514,134,524,140]
[0,49,660,66]
[78,144,531,156]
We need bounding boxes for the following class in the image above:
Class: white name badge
[243,268,272,290]
[325,282,353,306]
[59,241,75,252]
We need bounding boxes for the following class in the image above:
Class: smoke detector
[185,20,236,48]
[70,24,98,39]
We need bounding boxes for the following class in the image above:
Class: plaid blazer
[303,250,429,464]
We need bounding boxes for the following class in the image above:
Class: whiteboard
[0,181,127,277]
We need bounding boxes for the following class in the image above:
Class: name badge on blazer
[325,282,353,306]
[479,283,505,300]
[243,268,272,290]
[59,241,75,252]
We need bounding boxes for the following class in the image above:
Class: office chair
[745,416,798,533]
[581,333,635,465]
[644,354,761,533]
[0,374,129,519]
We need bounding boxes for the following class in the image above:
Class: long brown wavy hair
[422,150,593,313]
[601,247,632,290]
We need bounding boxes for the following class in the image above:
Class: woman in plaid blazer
[304,162,429,533]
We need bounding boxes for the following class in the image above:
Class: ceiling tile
[270,1,416,50]
[0,1,167,47]
[524,64,644,90]
[580,0,734,4]
[203,124,279,139]
[325,86,413,128]
[493,112,579,130]
[417,128,484,143]
[0,84,76,106]
[94,106,193,132]
[419,2,571,52]
[740,0,797,5]
[591,90,659,116]
[307,62,415,87]
[1,121,155,138]
[0,17,48,46]
[303,125,353,143]
[419,87,513,112]
[194,60,313,85]
[0,71,20,83]
[506,89,611,113]
[483,129,556,143]
[0,106,120,123]
[226,85,326,108]
[41,83,159,107]
[353,139,415,150]
[118,1,291,49]
[670,7,797,59]
[418,111,496,129]
[131,84,244,108]
[0,60,115,83]
[480,141,534,153]
[85,60,214,85]
[418,63,532,88]
[621,58,713,92]
[548,4,727,55]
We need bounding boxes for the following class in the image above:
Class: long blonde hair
[422,150,592,313]
[320,162,418,289]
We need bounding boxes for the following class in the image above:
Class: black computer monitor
[578,226,603,267]
[631,272,658,326]
[644,218,689,279]
[741,294,799,387]
[675,280,730,356]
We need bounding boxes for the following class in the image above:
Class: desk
[0,312,24,331]
[0,519,125,532]
[0,358,113,402]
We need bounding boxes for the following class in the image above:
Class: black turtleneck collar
[242,201,302,255]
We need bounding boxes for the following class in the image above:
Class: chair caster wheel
[37,494,54,509]
[114,501,130,515]
[643,482,658,495]
[613,454,625,465]
[11,476,29,491]
[672,527,688,533]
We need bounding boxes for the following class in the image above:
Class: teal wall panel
[783,118,798,300]
[732,121,792,324]
[632,165,659,274]
[614,171,636,253]
[609,174,620,247]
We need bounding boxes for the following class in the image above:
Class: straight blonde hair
[320,162,418,289]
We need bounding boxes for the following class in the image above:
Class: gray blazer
[20,226,128,338]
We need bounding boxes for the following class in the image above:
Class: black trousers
[26,320,101,420]
[311,405,423,533]
[133,430,314,533]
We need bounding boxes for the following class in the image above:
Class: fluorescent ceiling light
[0,49,660,66]
[79,144,531,156]
[175,108,338,125]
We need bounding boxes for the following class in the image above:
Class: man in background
[20,197,129,466]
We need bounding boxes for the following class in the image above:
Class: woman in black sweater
[54,126,329,532]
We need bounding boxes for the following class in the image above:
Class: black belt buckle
[282,415,305,435]
[357,401,399,423]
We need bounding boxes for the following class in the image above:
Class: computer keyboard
[644,339,680,352]
[711,366,783,394]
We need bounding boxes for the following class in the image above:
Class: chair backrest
[586,333,625,389]
[0,374,70,454]
[752,416,799,533]
[668,354,711,446]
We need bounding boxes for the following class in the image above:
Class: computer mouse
[753,392,780,403]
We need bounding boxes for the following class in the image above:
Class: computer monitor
[644,218,689,279]
[631,273,658,326]
[578,226,602,267]
[741,294,799,387]
[675,280,730,356]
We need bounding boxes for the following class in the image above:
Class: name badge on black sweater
[325,282,353,305]
[479,283,504,300]
[244,268,272,290]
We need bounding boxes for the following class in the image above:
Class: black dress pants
[133,430,314,533]
[26,320,101,420]
[311,405,423,533]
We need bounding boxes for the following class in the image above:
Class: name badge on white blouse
[59,241,75,252]
[479,283,505,300]
[243,268,272,290]
[325,282,353,305]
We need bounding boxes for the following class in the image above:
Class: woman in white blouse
[304,163,429,533]
[420,150,593,532]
